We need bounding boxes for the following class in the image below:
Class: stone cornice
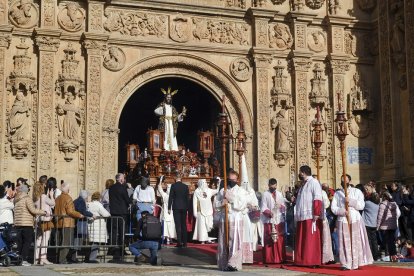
[82,33,109,55]
[326,15,354,27]
[327,55,350,74]
[248,8,277,20]
[289,11,318,23]
[34,29,62,52]
[109,0,247,19]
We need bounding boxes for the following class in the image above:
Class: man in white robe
[154,92,186,151]
[215,171,248,271]
[157,177,176,244]
[321,187,335,264]
[331,174,373,270]
[193,179,218,243]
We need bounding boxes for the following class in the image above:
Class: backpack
[141,215,162,240]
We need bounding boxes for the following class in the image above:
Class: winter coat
[54,192,83,228]
[87,201,111,243]
[377,200,400,230]
[14,192,45,227]
[34,194,55,222]
[0,197,14,224]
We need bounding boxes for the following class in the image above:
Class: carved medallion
[230,58,251,82]
[8,0,38,29]
[305,0,324,9]
[170,14,192,43]
[269,23,293,50]
[103,46,126,72]
[357,0,376,12]
[58,2,85,32]
[307,30,326,52]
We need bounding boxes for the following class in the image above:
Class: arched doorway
[100,53,253,188]
[118,77,221,173]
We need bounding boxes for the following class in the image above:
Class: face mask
[298,175,304,181]
[228,180,237,188]
[269,187,276,193]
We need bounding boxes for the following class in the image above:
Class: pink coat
[377,200,400,230]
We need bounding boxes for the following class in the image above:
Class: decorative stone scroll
[9,0,38,28]
[271,60,292,108]
[104,9,167,38]
[58,2,85,32]
[192,17,249,46]
[347,71,371,138]
[305,0,324,9]
[103,46,126,72]
[269,23,293,50]
[307,30,326,53]
[6,39,37,159]
[230,58,251,82]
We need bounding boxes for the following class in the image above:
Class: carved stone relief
[390,0,406,89]
[309,63,328,108]
[333,27,344,53]
[56,44,84,161]
[328,0,340,15]
[295,24,306,49]
[270,0,287,4]
[269,23,293,50]
[291,0,305,11]
[230,58,251,82]
[357,0,376,12]
[256,20,268,47]
[103,46,126,72]
[272,108,291,167]
[6,39,37,159]
[192,18,249,46]
[104,9,167,38]
[347,71,371,138]
[58,2,85,32]
[307,29,326,53]
[89,3,103,31]
[224,0,246,8]
[170,14,192,43]
[305,0,324,9]
[42,0,54,27]
[9,0,39,28]
[271,60,292,108]
[0,0,6,24]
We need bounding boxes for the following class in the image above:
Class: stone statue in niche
[269,23,293,50]
[58,2,85,32]
[347,71,371,138]
[307,30,326,53]
[8,91,30,148]
[103,46,126,72]
[230,58,251,82]
[9,0,38,28]
[271,108,290,167]
[57,92,81,161]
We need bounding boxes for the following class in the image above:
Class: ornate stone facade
[0,0,411,195]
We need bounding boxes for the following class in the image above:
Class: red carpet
[187,243,413,275]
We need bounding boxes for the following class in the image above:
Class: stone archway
[100,53,253,186]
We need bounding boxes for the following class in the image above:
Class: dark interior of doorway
[118,77,221,172]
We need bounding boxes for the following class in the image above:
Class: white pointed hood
[241,154,252,192]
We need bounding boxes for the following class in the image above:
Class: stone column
[40,0,56,28]
[290,56,311,169]
[101,127,120,185]
[378,0,396,179]
[35,30,61,178]
[82,34,108,192]
[0,30,11,180]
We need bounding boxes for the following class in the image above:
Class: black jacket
[73,196,93,218]
[168,181,189,211]
[109,182,131,215]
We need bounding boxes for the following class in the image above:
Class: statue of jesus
[154,87,186,151]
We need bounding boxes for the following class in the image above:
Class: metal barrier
[33,215,125,264]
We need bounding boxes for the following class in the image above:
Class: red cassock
[294,200,323,266]
[262,223,286,264]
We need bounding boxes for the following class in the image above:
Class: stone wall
[0,0,411,196]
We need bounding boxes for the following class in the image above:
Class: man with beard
[168,176,189,248]
[133,177,156,220]
[294,165,323,267]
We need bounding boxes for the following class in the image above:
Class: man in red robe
[294,165,323,267]
[261,178,286,264]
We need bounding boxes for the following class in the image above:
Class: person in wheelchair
[129,211,161,265]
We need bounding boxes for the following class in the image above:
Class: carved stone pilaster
[291,56,311,168]
[88,2,104,32]
[0,33,10,180]
[406,0,414,160]
[35,32,60,176]
[83,34,108,191]
[378,0,394,166]
[101,127,120,183]
[41,0,55,27]
[0,0,7,24]
[253,54,272,187]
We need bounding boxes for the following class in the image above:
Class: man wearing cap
[14,183,46,266]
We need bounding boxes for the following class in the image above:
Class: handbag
[248,209,261,223]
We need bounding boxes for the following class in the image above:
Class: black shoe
[108,259,124,264]
[224,266,238,272]
[85,260,99,264]
[59,261,71,265]
[69,259,81,264]
[310,265,320,269]
[134,255,146,263]
[326,260,336,265]
[341,267,351,271]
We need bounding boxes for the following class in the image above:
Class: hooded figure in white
[157,177,176,242]
[193,178,218,243]
[240,154,261,263]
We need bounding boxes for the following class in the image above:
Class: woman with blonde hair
[33,181,55,265]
